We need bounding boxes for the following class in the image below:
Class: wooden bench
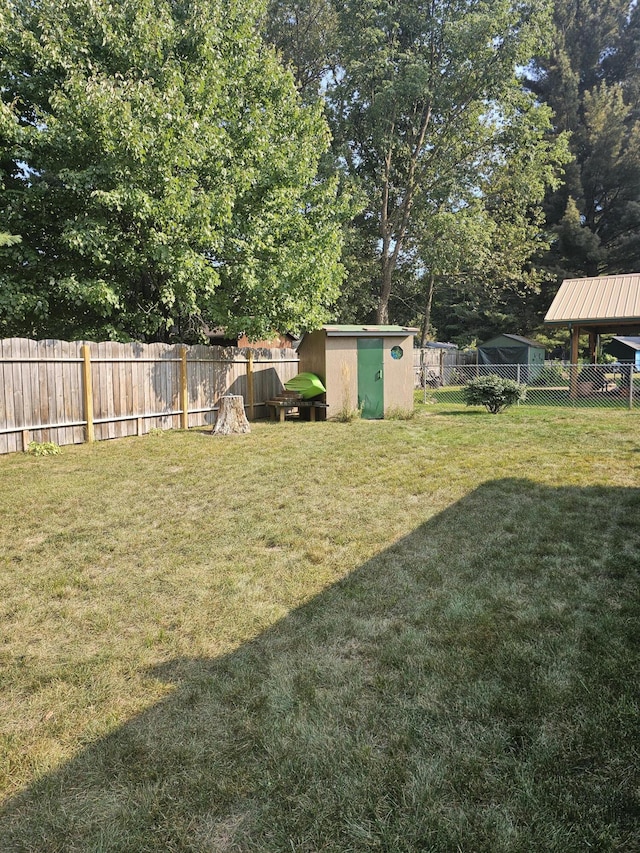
[266,395,328,423]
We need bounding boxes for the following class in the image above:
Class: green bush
[27,441,61,456]
[463,374,526,414]
[531,363,568,387]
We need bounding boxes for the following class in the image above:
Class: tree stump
[213,395,251,435]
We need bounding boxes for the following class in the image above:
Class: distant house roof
[204,326,297,348]
[321,325,418,337]
[545,274,640,329]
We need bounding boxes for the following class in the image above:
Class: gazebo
[544,274,640,396]
[544,274,640,363]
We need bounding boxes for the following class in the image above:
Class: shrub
[27,441,61,456]
[462,374,526,414]
[531,363,568,387]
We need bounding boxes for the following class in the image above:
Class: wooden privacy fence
[0,338,300,455]
[413,346,464,387]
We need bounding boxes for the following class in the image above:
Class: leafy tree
[264,0,338,100]
[325,0,565,325]
[0,0,346,341]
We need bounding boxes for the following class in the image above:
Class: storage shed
[297,325,418,419]
[478,333,545,381]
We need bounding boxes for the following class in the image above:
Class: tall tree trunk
[376,257,395,323]
[374,103,432,325]
[420,272,436,347]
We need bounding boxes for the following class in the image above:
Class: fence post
[247,350,255,421]
[569,327,580,398]
[180,345,189,430]
[81,344,94,443]
[630,368,634,410]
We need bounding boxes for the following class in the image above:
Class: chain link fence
[418,362,639,410]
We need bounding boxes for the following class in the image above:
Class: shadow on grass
[426,409,486,417]
[2,480,639,852]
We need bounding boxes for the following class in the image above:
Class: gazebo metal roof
[545,274,640,332]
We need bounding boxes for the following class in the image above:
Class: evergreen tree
[529,1,640,284]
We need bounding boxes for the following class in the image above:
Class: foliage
[529,1,640,287]
[0,232,20,247]
[263,0,338,100]
[27,440,61,456]
[0,0,347,342]
[530,363,568,387]
[334,404,362,423]
[324,0,566,326]
[463,374,527,413]
[384,405,415,420]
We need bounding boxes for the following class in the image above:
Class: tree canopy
[0,0,347,341]
[265,0,568,342]
[6,0,638,346]
[529,1,640,288]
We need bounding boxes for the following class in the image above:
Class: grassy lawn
[1,400,639,852]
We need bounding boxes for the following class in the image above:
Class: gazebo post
[570,325,580,398]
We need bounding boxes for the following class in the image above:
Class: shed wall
[325,337,358,415]
[297,331,327,380]
[298,329,416,418]
[604,338,640,362]
[383,334,415,410]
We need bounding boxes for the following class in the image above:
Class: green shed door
[357,338,384,419]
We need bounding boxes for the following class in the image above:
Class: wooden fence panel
[24,339,40,447]
[252,347,299,413]
[186,344,214,429]
[38,341,51,442]
[0,339,16,454]
[0,338,301,455]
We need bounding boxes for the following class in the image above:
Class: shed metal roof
[544,274,640,326]
[480,333,544,349]
[321,325,418,337]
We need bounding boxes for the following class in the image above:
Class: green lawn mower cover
[284,372,326,399]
